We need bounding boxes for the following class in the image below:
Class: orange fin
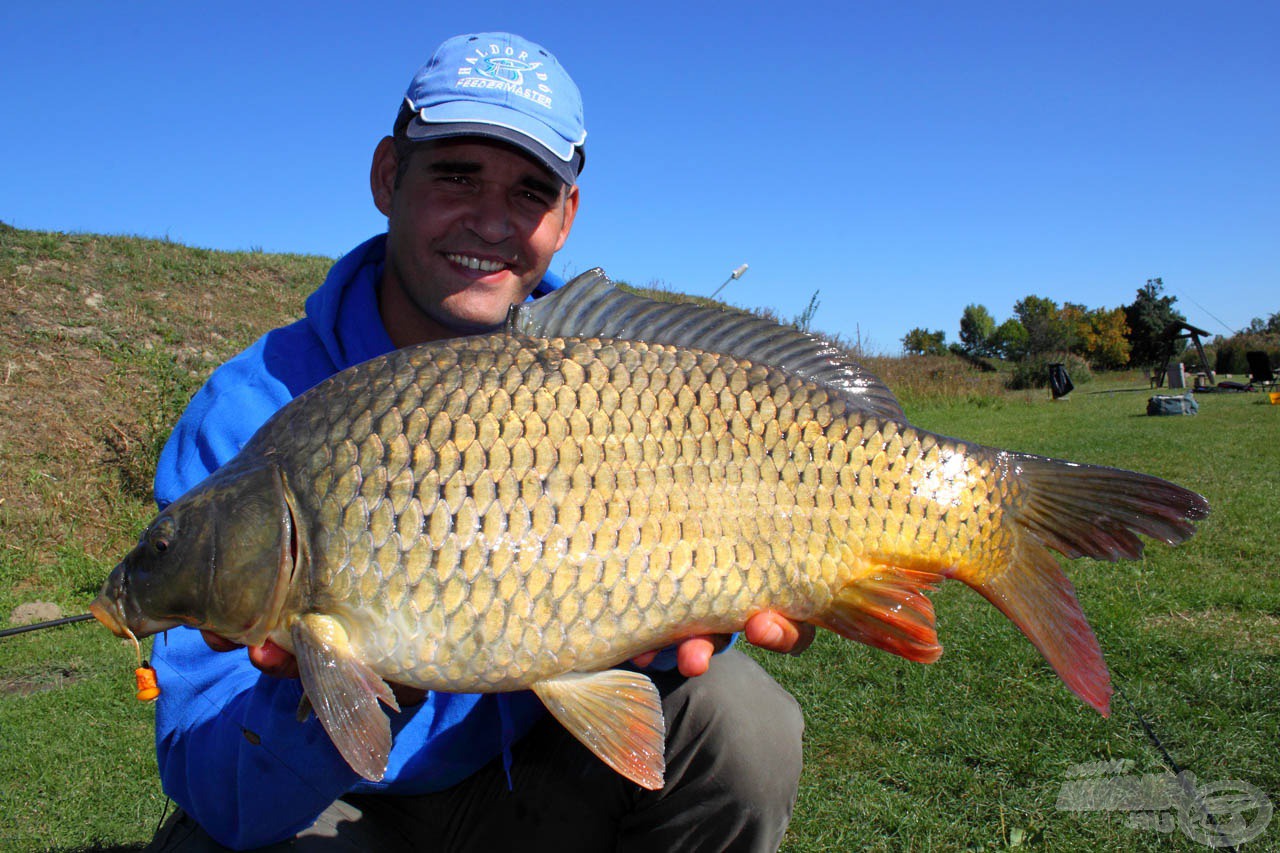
[812,567,944,663]
[966,541,1112,716]
[532,669,666,790]
[292,614,399,782]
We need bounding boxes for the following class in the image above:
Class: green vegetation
[1007,353,1092,392]
[2,226,1276,850]
[1209,331,1280,378]
[923,276,1278,394]
[1122,278,1185,368]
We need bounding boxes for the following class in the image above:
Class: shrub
[1006,353,1092,391]
[1212,333,1280,376]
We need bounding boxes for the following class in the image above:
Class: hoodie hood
[303,234,397,372]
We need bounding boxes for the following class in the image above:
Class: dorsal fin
[509,269,905,419]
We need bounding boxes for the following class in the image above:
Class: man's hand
[200,631,426,707]
[202,632,299,678]
[629,611,815,677]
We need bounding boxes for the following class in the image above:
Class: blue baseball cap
[401,33,586,186]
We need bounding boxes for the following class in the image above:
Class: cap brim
[405,117,581,187]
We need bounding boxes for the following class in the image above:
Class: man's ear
[554,184,580,252]
[370,136,398,217]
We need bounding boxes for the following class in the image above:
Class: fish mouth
[89,586,177,640]
[90,557,185,641]
[89,596,127,638]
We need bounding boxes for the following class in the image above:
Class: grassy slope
[0,225,330,850]
[2,225,1276,850]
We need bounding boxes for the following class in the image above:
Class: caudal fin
[809,449,1206,717]
[960,453,1209,716]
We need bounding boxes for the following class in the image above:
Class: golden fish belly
[258,335,997,693]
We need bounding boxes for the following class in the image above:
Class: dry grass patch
[1146,608,1280,654]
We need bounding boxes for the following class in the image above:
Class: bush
[1212,333,1280,376]
[1006,353,1093,391]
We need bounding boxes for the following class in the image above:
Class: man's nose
[465,187,516,243]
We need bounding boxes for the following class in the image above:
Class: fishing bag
[1146,393,1198,416]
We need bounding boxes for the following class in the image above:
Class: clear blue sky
[3,2,1276,352]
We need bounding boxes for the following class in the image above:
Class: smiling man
[145,33,806,852]
[373,135,579,343]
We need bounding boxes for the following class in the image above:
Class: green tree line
[902,278,1190,369]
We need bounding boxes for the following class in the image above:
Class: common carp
[91,271,1209,789]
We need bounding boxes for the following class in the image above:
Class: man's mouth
[444,253,511,274]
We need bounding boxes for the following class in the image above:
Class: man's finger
[246,639,300,679]
[744,612,815,656]
[676,636,718,678]
[201,631,242,653]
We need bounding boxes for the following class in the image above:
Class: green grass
[2,226,1276,850]
[0,631,162,851]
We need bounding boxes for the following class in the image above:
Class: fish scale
[263,336,835,689]
[93,275,1208,788]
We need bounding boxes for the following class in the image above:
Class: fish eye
[148,517,177,555]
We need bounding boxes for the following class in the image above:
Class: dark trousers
[147,649,804,852]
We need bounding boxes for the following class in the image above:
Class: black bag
[1048,363,1074,399]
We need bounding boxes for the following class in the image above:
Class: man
[146,33,808,852]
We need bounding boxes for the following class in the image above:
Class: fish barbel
[91,271,1208,788]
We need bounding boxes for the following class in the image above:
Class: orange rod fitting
[135,662,160,702]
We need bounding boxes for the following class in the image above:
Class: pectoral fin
[532,669,666,790]
[292,613,400,782]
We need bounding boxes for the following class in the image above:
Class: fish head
[91,462,298,647]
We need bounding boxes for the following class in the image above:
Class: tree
[990,318,1029,360]
[1013,295,1069,356]
[901,327,948,356]
[1080,307,1131,369]
[958,304,996,356]
[1243,312,1280,336]
[1059,302,1089,356]
[1123,278,1185,366]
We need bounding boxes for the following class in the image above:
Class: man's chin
[429,301,516,336]
[438,286,535,330]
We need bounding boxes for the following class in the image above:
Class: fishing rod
[0,612,94,639]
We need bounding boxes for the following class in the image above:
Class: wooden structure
[1153,322,1214,389]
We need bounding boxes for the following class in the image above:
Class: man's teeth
[446,254,507,272]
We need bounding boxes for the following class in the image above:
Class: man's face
[372,137,579,345]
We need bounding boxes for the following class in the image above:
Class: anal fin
[812,566,945,663]
[292,613,400,782]
[532,669,666,790]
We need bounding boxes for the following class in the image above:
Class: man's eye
[438,175,473,188]
[518,190,551,207]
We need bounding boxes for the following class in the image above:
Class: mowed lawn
[2,367,1276,849]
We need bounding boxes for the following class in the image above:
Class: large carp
[91,271,1208,789]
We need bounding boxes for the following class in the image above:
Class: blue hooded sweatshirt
[150,235,560,848]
